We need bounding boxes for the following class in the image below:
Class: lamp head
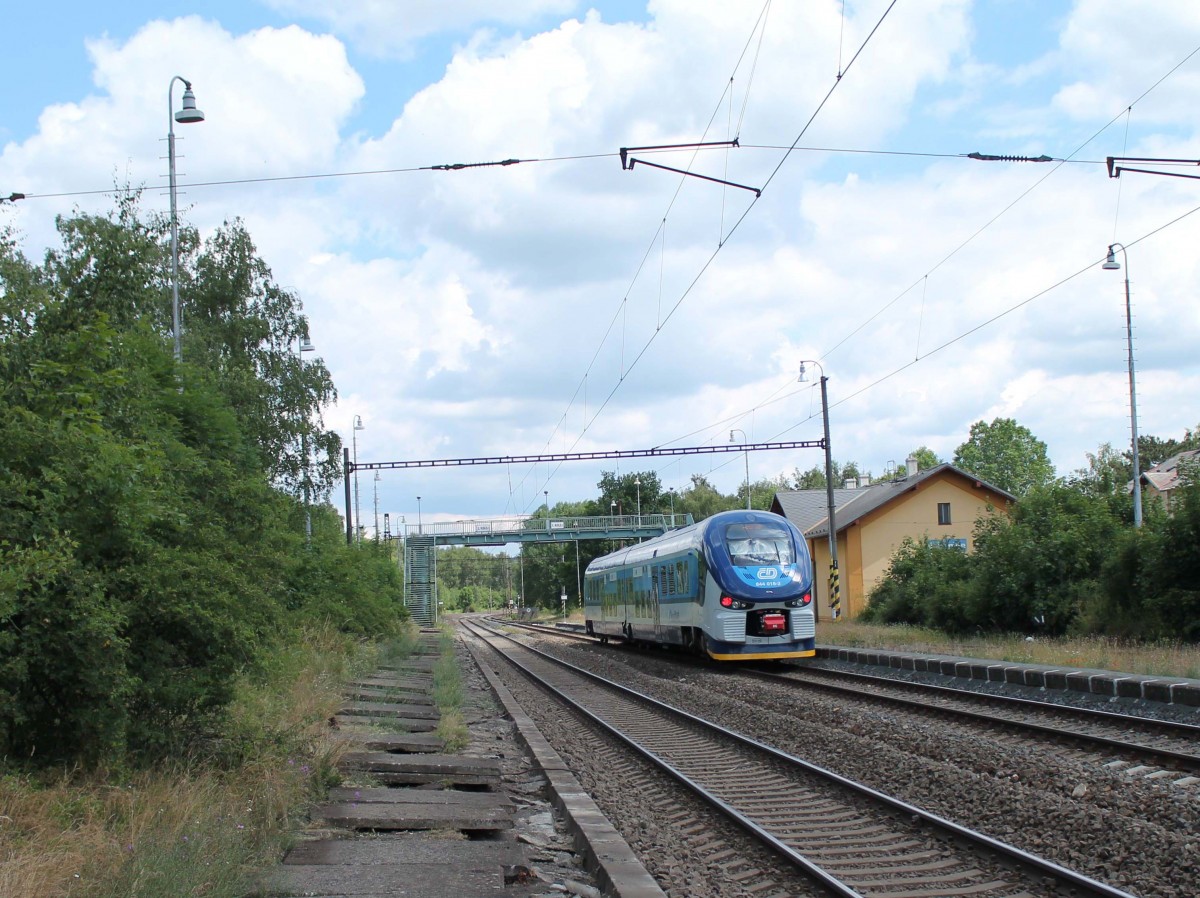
[1102,246,1121,271]
[175,87,206,124]
[299,337,315,353]
[353,415,364,430]
[798,362,808,382]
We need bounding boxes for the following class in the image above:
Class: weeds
[432,627,468,752]
[0,625,369,898]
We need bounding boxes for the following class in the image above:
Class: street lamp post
[729,430,750,509]
[799,361,841,620]
[1102,243,1143,528]
[167,76,205,363]
[668,487,676,520]
[634,477,641,522]
[352,415,364,543]
[416,496,422,533]
[297,334,315,545]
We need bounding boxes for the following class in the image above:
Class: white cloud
[262,0,578,56]
[5,1,1200,525]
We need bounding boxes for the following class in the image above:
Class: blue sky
[4,1,1200,534]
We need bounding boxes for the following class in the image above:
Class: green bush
[862,537,973,631]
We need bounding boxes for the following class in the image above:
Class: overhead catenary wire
[7,144,1103,205]
[508,1,900,514]
[645,30,1200,488]
[814,40,1200,372]
[511,0,781,513]
[526,29,1200,505]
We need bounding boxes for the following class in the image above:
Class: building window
[937,502,952,525]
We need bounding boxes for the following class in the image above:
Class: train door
[651,570,661,637]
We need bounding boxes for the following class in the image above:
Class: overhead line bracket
[619,139,739,170]
[1107,155,1200,180]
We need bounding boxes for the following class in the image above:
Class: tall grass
[819,621,1200,679]
[433,627,468,752]
[0,625,375,898]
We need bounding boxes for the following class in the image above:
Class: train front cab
[702,514,816,661]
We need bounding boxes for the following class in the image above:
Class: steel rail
[468,618,1139,898]
[504,618,1200,769]
[466,619,863,898]
[756,665,1200,772]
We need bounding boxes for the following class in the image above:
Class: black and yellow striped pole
[800,360,840,621]
[828,560,841,620]
[817,367,839,620]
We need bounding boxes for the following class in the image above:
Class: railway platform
[259,628,660,898]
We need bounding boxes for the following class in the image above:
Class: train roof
[585,509,793,574]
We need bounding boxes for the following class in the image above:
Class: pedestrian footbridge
[402,513,692,624]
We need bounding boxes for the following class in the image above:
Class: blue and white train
[583,510,816,661]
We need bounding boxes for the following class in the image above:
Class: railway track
[466,618,1138,898]
[500,617,1200,778]
[747,666,1200,777]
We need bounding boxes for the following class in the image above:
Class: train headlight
[720,595,751,609]
[785,592,813,607]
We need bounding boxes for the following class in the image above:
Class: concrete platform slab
[315,795,511,831]
[339,701,440,720]
[343,732,444,753]
[339,752,502,786]
[346,688,435,704]
[283,836,523,867]
[327,787,513,810]
[267,862,507,896]
[352,677,433,690]
[335,715,438,733]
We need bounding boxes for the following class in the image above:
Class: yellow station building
[771,462,1014,621]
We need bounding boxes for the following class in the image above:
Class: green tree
[0,200,404,767]
[185,219,340,500]
[1092,464,1200,640]
[952,417,1054,497]
[789,460,865,490]
[1071,442,1130,497]
[966,484,1121,634]
[907,446,942,471]
[676,473,733,521]
[1138,426,1200,468]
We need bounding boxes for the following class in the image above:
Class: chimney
[843,478,857,489]
[905,455,919,478]
[860,475,871,487]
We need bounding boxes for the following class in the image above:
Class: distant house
[1139,448,1200,515]
[771,461,1014,621]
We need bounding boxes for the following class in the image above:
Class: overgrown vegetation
[0,627,376,898]
[432,627,468,752]
[861,470,1200,642]
[0,198,407,768]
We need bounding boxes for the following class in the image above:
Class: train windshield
[724,522,795,566]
